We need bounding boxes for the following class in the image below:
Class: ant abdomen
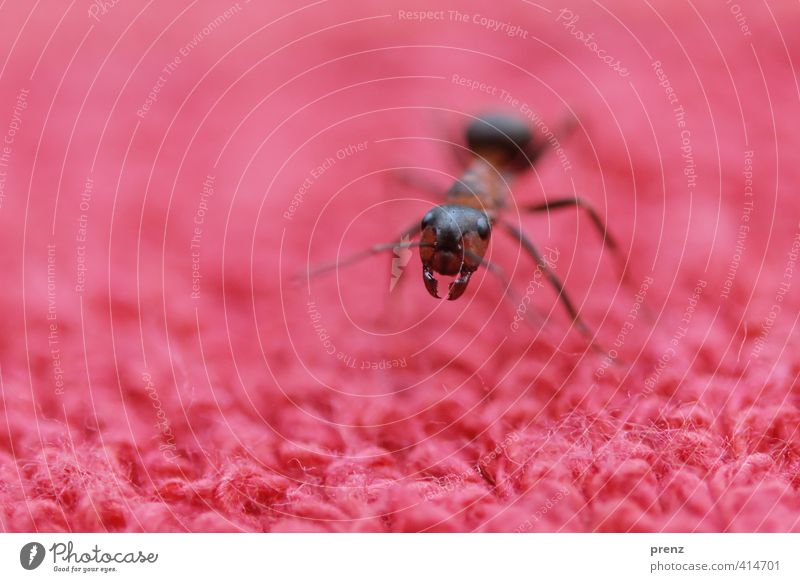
[465,113,532,161]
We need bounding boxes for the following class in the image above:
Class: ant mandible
[304,112,626,341]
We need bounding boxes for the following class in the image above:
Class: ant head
[418,204,491,300]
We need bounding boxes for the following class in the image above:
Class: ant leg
[474,254,545,327]
[469,251,607,359]
[299,221,422,283]
[519,196,629,282]
[477,254,600,357]
[521,197,619,249]
[387,221,424,294]
[498,219,600,349]
[300,240,422,280]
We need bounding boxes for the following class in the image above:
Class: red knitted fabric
[1,0,799,532]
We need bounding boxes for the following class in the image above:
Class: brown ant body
[305,113,625,341]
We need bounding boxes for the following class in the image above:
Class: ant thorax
[445,158,513,213]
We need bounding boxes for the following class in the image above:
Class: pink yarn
[1,0,799,532]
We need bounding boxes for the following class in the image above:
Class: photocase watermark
[306,299,408,370]
[74,175,93,294]
[396,9,447,22]
[726,0,753,37]
[592,274,654,381]
[46,244,66,397]
[720,150,754,300]
[0,88,29,210]
[283,141,369,220]
[643,279,706,394]
[20,542,46,570]
[749,226,800,359]
[652,60,679,107]
[510,246,560,332]
[651,60,697,193]
[136,3,245,118]
[514,485,571,531]
[519,106,573,172]
[451,73,504,98]
[448,10,529,39]
[142,372,179,462]
[397,9,529,38]
[556,9,629,77]
[676,106,697,191]
[178,2,248,57]
[87,0,123,22]
[422,431,520,502]
[450,73,523,111]
[307,299,337,355]
[190,175,215,300]
[26,540,158,573]
[137,70,170,120]
[389,233,412,292]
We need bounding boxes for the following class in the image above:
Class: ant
[303,112,626,344]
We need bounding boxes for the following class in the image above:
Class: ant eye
[476,216,490,240]
[421,210,437,230]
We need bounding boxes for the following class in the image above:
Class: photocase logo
[20,542,46,570]
[390,234,413,292]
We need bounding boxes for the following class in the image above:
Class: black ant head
[418,204,491,300]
